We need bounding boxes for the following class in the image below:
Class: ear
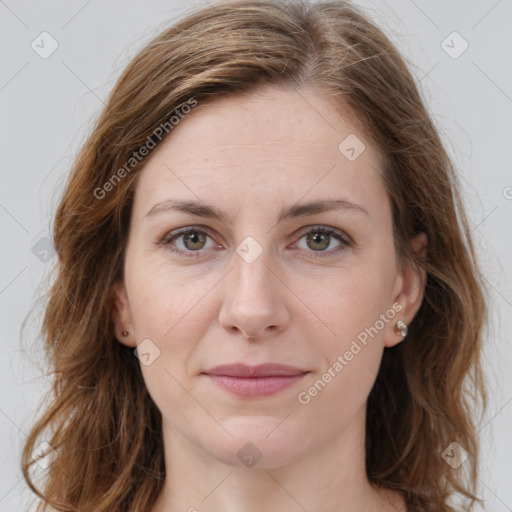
[111,280,137,347]
[384,232,428,348]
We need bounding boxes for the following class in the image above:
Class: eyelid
[293,224,353,245]
[159,224,218,245]
[289,225,352,258]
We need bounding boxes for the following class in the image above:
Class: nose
[218,250,290,340]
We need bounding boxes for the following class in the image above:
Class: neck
[151,406,405,512]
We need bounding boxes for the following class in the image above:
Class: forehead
[132,85,387,219]
[160,85,369,157]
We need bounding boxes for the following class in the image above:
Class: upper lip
[202,363,308,377]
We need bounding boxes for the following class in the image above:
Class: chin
[201,421,308,470]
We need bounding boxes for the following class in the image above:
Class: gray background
[1,0,511,510]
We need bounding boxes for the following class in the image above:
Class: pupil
[308,232,329,250]
[185,231,205,249]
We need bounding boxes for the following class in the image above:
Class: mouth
[201,363,309,398]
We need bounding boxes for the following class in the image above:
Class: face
[112,85,426,469]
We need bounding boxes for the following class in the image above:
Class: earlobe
[111,281,137,347]
[384,232,428,348]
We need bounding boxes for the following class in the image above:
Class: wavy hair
[21,1,487,511]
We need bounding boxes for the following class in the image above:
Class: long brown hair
[21,1,487,510]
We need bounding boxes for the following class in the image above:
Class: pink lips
[202,363,308,398]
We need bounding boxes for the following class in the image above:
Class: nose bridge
[231,243,276,309]
[231,229,274,295]
[219,240,288,338]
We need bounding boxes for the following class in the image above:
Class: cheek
[301,258,395,396]
[297,348,382,437]
[297,279,389,422]
[125,255,219,397]
[125,251,209,336]
[306,265,394,341]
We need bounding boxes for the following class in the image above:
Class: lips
[202,363,309,398]
[203,363,307,377]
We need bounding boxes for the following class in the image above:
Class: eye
[159,225,352,259]
[160,226,219,258]
[292,226,352,257]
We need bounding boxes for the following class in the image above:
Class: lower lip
[204,373,308,398]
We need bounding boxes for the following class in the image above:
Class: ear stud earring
[122,331,129,337]
[395,320,408,337]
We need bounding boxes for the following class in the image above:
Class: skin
[112,85,427,512]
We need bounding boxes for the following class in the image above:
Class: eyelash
[158,225,352,259]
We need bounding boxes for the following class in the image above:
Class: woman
[22,1,487,511]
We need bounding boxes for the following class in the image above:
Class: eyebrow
[145,198,368,223]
